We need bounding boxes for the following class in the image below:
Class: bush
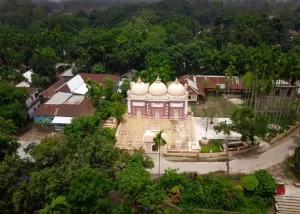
[160,169,191,190]
[241,175,259,191]
[254,170,276,198]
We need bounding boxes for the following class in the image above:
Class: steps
[275,195,300,214]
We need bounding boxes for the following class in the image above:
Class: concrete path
[149,128,300,174]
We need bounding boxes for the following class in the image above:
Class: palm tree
[214,84,221,97]
[153,130,167,175]
[203,79,210,92]
[86,78,103,108]
[36,196,71,214]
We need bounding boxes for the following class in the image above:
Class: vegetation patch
[200,140,223,153]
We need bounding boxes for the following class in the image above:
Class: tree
[230,107,267,144]
[85,78,103,108]
[0,81,28,127]
[203,79,210,92]
[36,196,70,214]
[67,167,112,213]
[29,47,58,86]
[0,117,18,160]
[153,130,167,175]
[214,121,232,176]
[119,78,131,96]
[214,84,221,97]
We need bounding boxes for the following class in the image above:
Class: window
[188,95,191,99]
[34,93,38,98]
[287,89,292,97]
[31,96,34,101]
[152,145,158,152]
[275,89,280,96]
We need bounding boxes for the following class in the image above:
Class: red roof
[79,73,120,83]
[178,75,243,96]
[33,97,96,117]
[42,77,71,98]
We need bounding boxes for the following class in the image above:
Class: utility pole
[226,136,229,176]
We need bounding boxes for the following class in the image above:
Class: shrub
[254,170,276,198]
[241,175,259,191]
[160,169,191,190]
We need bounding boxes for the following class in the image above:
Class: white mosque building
[127,77,189,119]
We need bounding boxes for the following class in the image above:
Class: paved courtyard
[116,115,194,151]
[195,117,241,140]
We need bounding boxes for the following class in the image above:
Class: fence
[270,121,300,144]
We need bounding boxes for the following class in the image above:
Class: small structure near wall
[127,77,189,119]
[143,130,167,153]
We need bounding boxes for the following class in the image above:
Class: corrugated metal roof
[73,83,88,95]
[60,68,74,77]
[23,70,33,82]
[45,92,72,105]
[64,95,84,105]
[67,74,84,92]
[16,81,30,87]
[51,116,73,124]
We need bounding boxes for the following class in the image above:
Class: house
[42,73,120,101]
[178,75,244,102]
[127,77,189,119]
[33,92,96,130]
[15,87,41,118]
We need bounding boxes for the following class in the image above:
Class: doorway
[155,110,160,119]
[137,109,142,118]
[174,109,179,120]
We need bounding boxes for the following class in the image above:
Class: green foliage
[253,170,276,198]
[29,47,58,87]
[67,167,112,213]
[241,175,259,191]
[119,78,131,96]
[0,81,28,127]
[0,117,18,160]
[37,196,70,214]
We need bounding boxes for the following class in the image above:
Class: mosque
[127,77,189,120]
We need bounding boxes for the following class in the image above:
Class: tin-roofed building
[33,92,96,130]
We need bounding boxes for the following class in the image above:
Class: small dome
[168,78,186,96]
[130,78,148,96]
[149,77,168,96]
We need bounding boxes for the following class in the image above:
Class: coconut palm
[153,130,167,175]
[214,84,221,97]
[203,79,210,92]
[86,78,103,108]
[36,196,71,214]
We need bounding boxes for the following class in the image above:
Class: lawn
[190,95,240,117]
[200,140,223,153]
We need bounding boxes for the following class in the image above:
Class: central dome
[168,78,186,96]
[130,78,148,96]
[149,77,168,96]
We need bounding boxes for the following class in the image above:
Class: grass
[200,140,223,153]
[190,96,240,118]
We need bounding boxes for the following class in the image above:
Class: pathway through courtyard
[148,127,300,175]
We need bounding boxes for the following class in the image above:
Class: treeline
[0,0,300,86]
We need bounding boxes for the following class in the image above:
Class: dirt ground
[190,96,240,118]
[17,122,58,142]
[266,156,300,185]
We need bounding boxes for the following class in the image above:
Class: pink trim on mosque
[127,77,189,119]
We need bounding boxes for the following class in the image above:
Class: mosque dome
[130,78,148,96]
[168,78,186,96]
[149,77,168,96]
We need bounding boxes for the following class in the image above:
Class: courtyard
[116,115,195,151]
